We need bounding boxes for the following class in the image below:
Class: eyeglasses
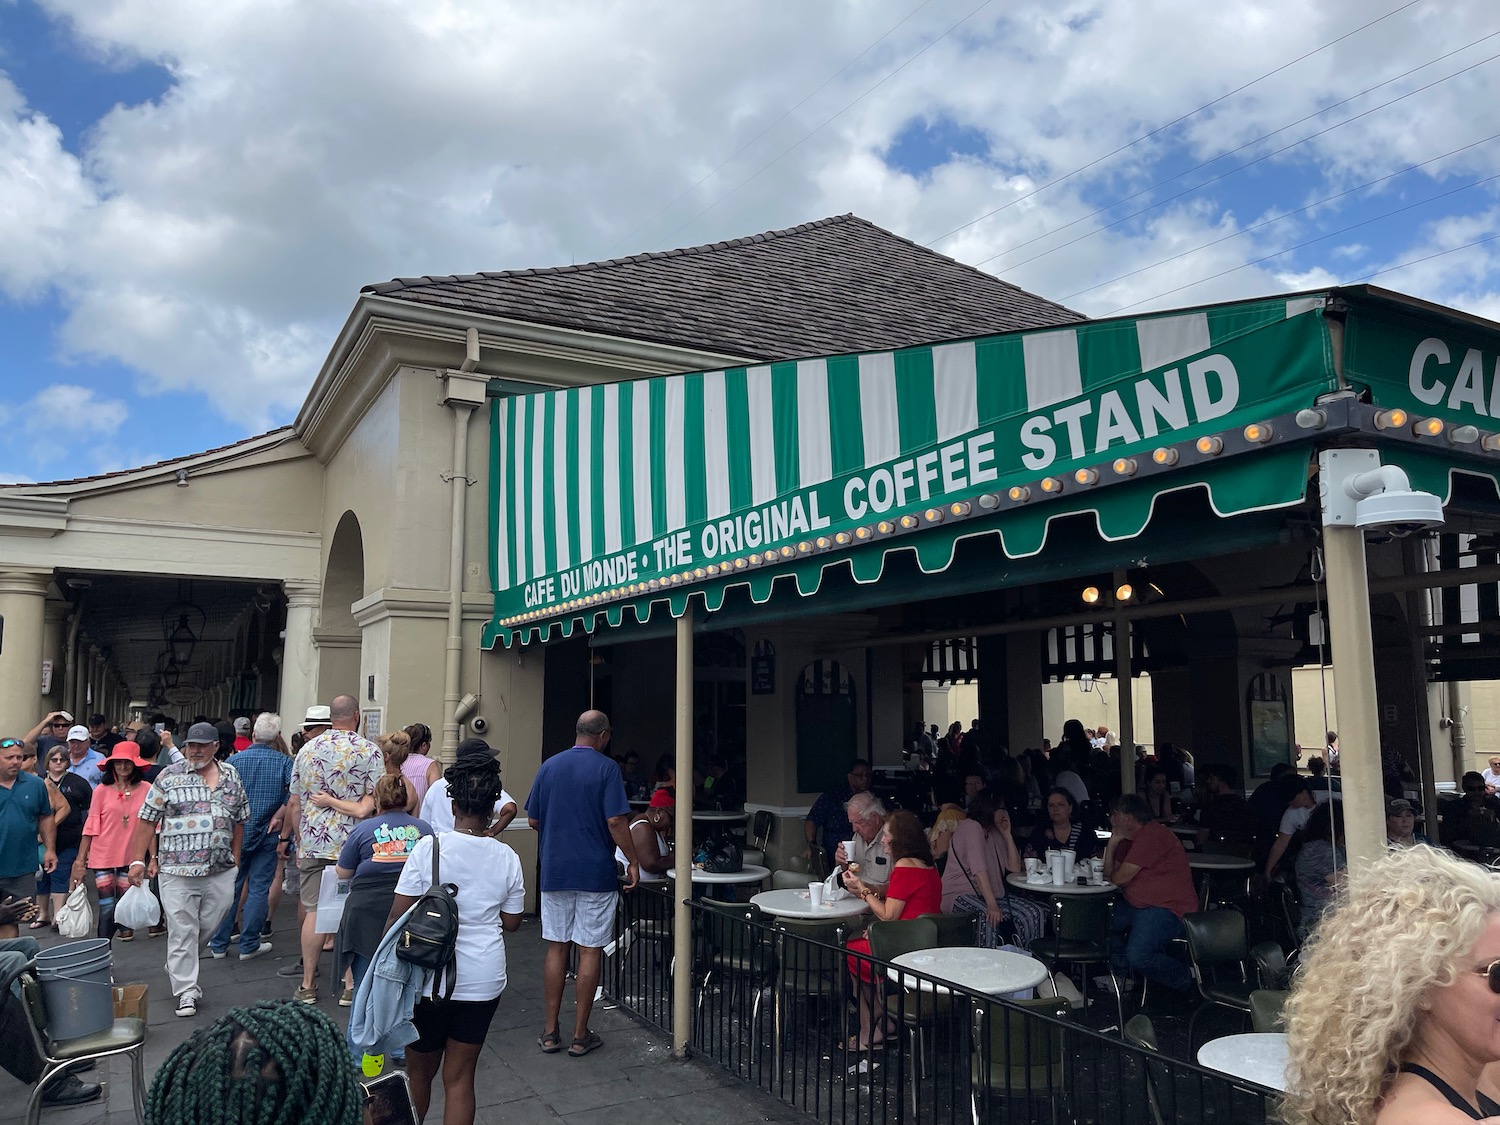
[0,740,20,749]
[49,721,68,728]
[1472,960,1500,993]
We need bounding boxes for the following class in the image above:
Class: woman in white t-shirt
[390,755,525,1125]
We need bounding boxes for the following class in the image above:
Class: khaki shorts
[298,857,333,910]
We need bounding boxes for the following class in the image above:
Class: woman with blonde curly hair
[1283,844,1500,1124]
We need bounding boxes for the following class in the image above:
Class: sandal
[538,1029,562,1054]
[568,1032,603,1057]
[27,920,47,930]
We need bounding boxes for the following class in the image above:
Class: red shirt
[887,863,942,918]
[1115,822,1197,917]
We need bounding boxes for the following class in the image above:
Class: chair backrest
[1122,1013,1159,1052]
[920,911,977,947]
[866,917,939,962]
[1250,940,1291,990]
[774,919,846,992]
[1053,892,1113,946]
[750,810,775,848]
[973,996,1072,1091]
[1249,988,1289,1033]
[1182,908,1249,971]
[772,869,811,891]
[782,853,810,874]
[17,972,52,1056]
[698,900,770,971]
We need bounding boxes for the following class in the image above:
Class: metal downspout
[441,329,482,761]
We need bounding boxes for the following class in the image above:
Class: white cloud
[7,384,128,465]
[0,0,1495,437]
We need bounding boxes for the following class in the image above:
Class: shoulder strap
[431,833,441,887]
[1400,1063,1483,1118]
[949,827,983,898]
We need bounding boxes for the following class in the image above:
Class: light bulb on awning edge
[1196,436,1223,456]
[1153,448,1178,466]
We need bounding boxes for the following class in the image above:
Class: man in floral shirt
[127,722,247,1018]
[278,694,382,1004]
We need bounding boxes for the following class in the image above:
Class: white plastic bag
[55,883,94,939]
[114,883,162,930]
[314,866,351,934]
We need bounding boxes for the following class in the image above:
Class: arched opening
[323,511,365,631]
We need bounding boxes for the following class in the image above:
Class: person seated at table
[834,792,890,892]
[941,789,1047,948]
[803,759,872,867]
[697,755,742,811]
[1195,763,1257,858]
[1102,794,1196,994]
[616,789,674,882]
[841,810,941,1052]
[926,803,966,864]
[960,770,986,811]
[1139,766,1179,825]
[1283,844,1500,1125]
[1442,771,1500,848]
[1304,755,1342,804]
[651,753,676,798]
[1264,781,1316,878]
[1385,798,1431,849]
[618,752,650,800]
[1294,799,1346,941]
[1025,786,1099,864]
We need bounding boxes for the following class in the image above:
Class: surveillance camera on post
[1318,449,1444,537]
[470,715,488,735]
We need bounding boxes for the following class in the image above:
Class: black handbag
[700,834,743,874]
[395,835,461,1001]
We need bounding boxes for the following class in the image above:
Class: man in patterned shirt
[127,722,248,1018]
[278,694,381,1004]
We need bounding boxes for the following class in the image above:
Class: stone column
[279,579,320,734]
[0,569,51,732]
[40,601,67,717]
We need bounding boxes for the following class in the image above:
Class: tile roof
[362,214,1084,361]
[0,426,295,490]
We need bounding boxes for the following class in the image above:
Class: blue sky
[1,0,1496,484]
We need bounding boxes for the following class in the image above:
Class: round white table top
[888,947,1050,996]
[1196,1032,1288,1092]
[1168,823,1199,837]
[1006,873,1117,896]
[692,810,749,822]
[749,889,870,919]
[666,863,770,885]
[1188,854,1256,870]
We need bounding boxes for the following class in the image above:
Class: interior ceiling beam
[863,561,1500,649]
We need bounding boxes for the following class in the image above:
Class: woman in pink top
[381,729,434,810]
[72,741,152,940]
[940,789,1048,949]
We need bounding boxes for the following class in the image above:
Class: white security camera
[1318,450,1444,536]
[453,693,479,724]
[470,716,488,735]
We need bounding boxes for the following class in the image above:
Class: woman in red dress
[843,810,942,1051]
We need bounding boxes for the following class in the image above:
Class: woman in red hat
[72,741,152,940]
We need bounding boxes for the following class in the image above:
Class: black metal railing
[606,894,1278,1125]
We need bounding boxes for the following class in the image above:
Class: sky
[0,0,1497,485]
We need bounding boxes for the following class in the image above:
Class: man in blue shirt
[62,725,104,788]
[526,710,637,1058]
[208,713,291,959]
[0,738,55,937]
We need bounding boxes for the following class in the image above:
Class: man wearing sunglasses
[22,711,74,762]
[0,739,56,938]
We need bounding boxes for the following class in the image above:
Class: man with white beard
[127,722,247,1018]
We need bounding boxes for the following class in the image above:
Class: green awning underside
[485,293,1338,648]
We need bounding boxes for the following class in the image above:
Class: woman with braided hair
[145,999,361,1125]
[388,751,525,1125]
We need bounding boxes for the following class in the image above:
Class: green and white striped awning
[485,293,1338,647]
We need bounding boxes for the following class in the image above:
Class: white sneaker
[176,994,198,1018]
[208,947,228,959]
[240,941,273,961]
[1046,972,1087,1009]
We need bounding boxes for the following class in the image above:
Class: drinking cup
[1061,849,1077,881]
[1024,857,1041,877]
[1049,853,1065,885]
[809,882,824,908]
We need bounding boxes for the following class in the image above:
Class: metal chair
[781,853,810,874]
[867,916,940,1111]
[772,869,812,890]
[1028,893,1124,1030]
[919,911,978,947]
[19,970,147,1125]
[1181,909,1256,1049]
[694,900,777,1031]
[1249,988,1289,1033]
[1250,940,1291,990]
[741,810,775,867]
[1122,1013,1167,1125]
[770,918,847,1059]
[970,996,1072,1125]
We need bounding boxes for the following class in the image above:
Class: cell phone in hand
[362,1072,417,1125]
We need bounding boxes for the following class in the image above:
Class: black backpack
[394,835,460,1001]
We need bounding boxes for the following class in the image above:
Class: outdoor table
[1169,823,1200,850]
[1196,1032,1288,1092]
[750,889,870,920]
[667,864,770,886]
[887,947,1050,996]
[628,798,650,811]
[692,809,750,822]
[1005,873,1117,897]
[1189,854,1256,909]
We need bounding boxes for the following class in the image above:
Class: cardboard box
[112,983,148,1022]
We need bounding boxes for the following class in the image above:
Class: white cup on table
[1061,849,1077,881]
[809,882,824,908]
[1049,853,1065,885]
[1024,856,1041,878]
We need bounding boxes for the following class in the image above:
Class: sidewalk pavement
[0,901,802,1125]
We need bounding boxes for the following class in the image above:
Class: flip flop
[27,920,47,930]
[538,1029,562,1054]
[568,1032,603,1058]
